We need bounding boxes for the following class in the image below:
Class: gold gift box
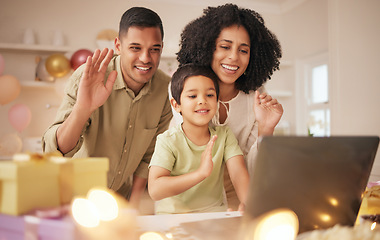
[53,157,109,204]
[356,185,380,224]
[0,160,60,216]
[361,186,380,214]
[0,153,109,216]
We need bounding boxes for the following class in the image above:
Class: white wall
[329,0,380,181]
[267,0,329,134]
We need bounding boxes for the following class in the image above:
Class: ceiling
[164,0,306,14]
[170,0,307,14]
[249,0,289,4]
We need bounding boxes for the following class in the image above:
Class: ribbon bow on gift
[13,151,64,162]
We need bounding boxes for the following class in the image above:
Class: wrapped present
[361,185,380,214]
[0,213,77,240]
[0,152,109,216]
[0,188,136,240]
[56,157,109,204]
[356,182,380,224]
[0,207,137,240]
[0,157,60,216]
[51,157,109,204]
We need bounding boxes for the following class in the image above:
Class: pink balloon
[8,103,32,132]
[0,54,4,75]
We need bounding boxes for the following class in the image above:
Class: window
[296,52,330,136]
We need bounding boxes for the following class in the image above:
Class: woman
[175,3,283,209]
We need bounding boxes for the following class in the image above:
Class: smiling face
[115,26,163,94]
[211,25,250,87]
[172,75,218,129]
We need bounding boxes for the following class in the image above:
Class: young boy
[148,64,249,214]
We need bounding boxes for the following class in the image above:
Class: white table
[137,211,242,232]
[136,211,243,240]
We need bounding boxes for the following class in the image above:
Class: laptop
[244,135,379,234]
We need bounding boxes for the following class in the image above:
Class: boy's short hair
[171,64,220,105]
[119,7,164,40]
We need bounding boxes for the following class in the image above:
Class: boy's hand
[227,202,245,213]
[237,202,245,212]
[198,135,217,179]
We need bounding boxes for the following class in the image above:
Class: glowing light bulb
[87,189,119,221]
[72,198,100,228]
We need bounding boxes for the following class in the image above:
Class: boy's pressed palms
[199,135,217,179]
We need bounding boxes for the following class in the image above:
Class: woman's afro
[177,4,282,93]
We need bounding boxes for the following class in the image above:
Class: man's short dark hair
[171,64,220,105]
[119,7,164,40]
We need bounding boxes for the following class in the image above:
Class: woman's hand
[254,90,284,136]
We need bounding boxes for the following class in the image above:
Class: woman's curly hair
[177,4,282,93]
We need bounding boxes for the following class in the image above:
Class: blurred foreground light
[371,222,376,231]
[72,198,100,228]
[254,209,298,240]
[88,189,119,221]
[244,209,299,240]
[140,231,164,240]
[71,188,137,240]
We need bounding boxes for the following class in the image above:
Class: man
[42,7,172,208]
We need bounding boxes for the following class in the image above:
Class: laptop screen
[244,136,379,233]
